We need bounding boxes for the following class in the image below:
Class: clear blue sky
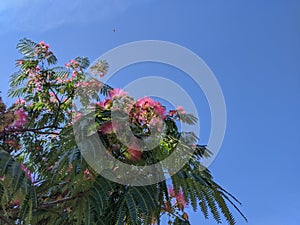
[1,1,300,224]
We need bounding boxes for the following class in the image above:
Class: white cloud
[0,0,140,32]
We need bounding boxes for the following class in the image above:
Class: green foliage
[0,149,38,224]
[0,38,247,225]
[16,38,37,58]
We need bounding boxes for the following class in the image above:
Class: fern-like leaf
[17,38,37,57]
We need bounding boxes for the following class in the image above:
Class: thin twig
[39,191,89,209]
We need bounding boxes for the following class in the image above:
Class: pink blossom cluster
[22,56,85,95]
[168,187,187,211]
[77,79,103,91]
[34,41,51,58]
[162,187,189,221]
[11,199,20,207]
[17,60,24,66]
[56,63,82,84]
[100,121,121,134]
[95,88,132,112]
[131,96,166,127]
[93,88,188,163]
[14,98,26,105]
[38,41,50,49]
[62,59,86,84]
[26,65,43,91]
[109,88,128,99]
[9,109,27,128]
[95,99,112,109]
[126,142,142,162]
[96,90,166,129]
[168,105,185,117]
[5,139,21,149]
[65,59,79,69]
[99,119,143,162]
[19,41,56,92]
[89,59,108,78]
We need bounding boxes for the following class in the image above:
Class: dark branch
[0,216,13,225]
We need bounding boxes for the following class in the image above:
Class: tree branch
[4,126,63,136]
[38,191,89,209]
[0,216,13,225]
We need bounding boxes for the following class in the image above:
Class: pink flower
[84,168,93,180]
[72,71,77,77]
[153,102,166,118]
[175,190,187,210]
[5,139,16,147]
[20,164,33,183]
[39,41,50,48]
[78,81,86,87]
[109,88,128,98]
[126,146,142,162]
[85,79,103,90]
[168,187,176,197]
[0,176,5,182]
[136,97,155,108]
[56,77,63,83]
[96,101,105,108]
[95,99,112,109]
[67,59,79,68]
[168,187,187,210]
[10,109,27,128]
[100,121,120,134]
[168,106,185,117]
[163,201,172,213]
[84,168,91,175]
[11,199,20,206]
[136,97,166,118]
[168,110,175,116]
[72,112,83,123]
[15,98,26,105]
[176,106,185,114]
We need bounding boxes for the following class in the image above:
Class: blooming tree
[0,39,246,225]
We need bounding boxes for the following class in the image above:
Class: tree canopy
[0,39,246,225]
